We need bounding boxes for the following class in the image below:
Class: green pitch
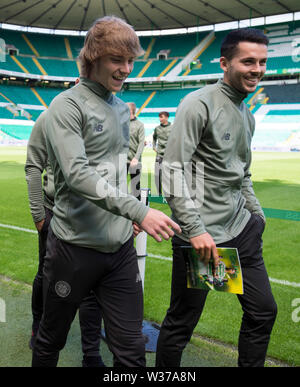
[0,146,299,366]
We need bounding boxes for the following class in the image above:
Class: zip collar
[218,79,248,106]
[80,77,112,102]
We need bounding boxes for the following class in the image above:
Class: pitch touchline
[147,254,300,288]
[0,223,299,288]
[0,223,37,234]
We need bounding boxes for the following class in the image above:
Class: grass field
[0,146,300,366]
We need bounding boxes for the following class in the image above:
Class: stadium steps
[247,87,265,111]
[0,90,15,105]
[21,33,39,57]
[137,91,157,116]
[31,57,47,75]
[182,32,216,77]
[64,37,73,59]
[30,88,48,108]
[137,59,153,77]
[143,37,156,60]
[167,31,215,78]
[10,55,29,73]
[157,58,178,78]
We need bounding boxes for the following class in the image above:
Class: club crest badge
[55,281,71,298]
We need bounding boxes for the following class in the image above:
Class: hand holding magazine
[182,246,243,294]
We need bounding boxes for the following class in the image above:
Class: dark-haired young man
[31,16,180,368]
[152,111,172,196]
[156,28,277,367]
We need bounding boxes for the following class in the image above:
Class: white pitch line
[268,278,300,288]
[147,253,172,261]
[0,223,37,234]
[147,253,300,289]
[0,223,299,289]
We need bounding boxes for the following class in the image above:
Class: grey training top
[162,80,265,244]
[45,77,149,253]
[25,110,54,223]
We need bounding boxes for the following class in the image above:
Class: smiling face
[159,114,169,125]
[90,54,134,92]
[220,41,268,94]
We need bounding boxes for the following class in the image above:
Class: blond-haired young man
[32,16,180,367]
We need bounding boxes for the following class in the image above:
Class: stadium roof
[0,0,300,32]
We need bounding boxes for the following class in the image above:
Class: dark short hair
[159,111,169,118]
[221,28,269,60]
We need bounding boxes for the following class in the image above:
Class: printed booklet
[182,246,243,294]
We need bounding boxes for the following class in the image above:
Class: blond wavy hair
[79,16,144,77]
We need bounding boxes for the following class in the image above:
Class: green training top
[127,117,145,162]
[25,110,54,223]
[45,77,149,253]
[162,80,265,244]
[152,122,172,158]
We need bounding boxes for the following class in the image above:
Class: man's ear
[220,56,228,73]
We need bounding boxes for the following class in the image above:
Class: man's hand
[130,158,139,168]
[140,208,181,242]
[133,222,143,237]
[189,232,219,268]
[35,219,45,233]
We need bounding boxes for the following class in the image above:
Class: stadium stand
[182,21,300,77]
[0,20,299,149]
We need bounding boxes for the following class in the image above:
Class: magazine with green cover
[182,246,243,294]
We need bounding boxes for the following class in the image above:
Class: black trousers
[31,207,102,357]
[156,213,277,367]
[32,228,145,367]
[127,161,142,201]
[154,156,163,196]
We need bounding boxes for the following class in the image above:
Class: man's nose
[251,61,261,73]
[121,61,132,74]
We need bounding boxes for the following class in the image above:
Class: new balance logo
[94,123,103,133]
[222,132,231,141]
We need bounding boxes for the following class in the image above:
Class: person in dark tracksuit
[156,28,277,367]
[126,102,145,201]
[152,112,172,196]
[25,109,105,367]
[31,16,180,368]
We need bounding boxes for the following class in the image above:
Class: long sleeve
[152,128,157,151]
[242,159,265,222]
[134,122,145,160]
[162,96,208,239]
[241,113,265,222]
[25,111,48,223]
[45,96,148,225]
